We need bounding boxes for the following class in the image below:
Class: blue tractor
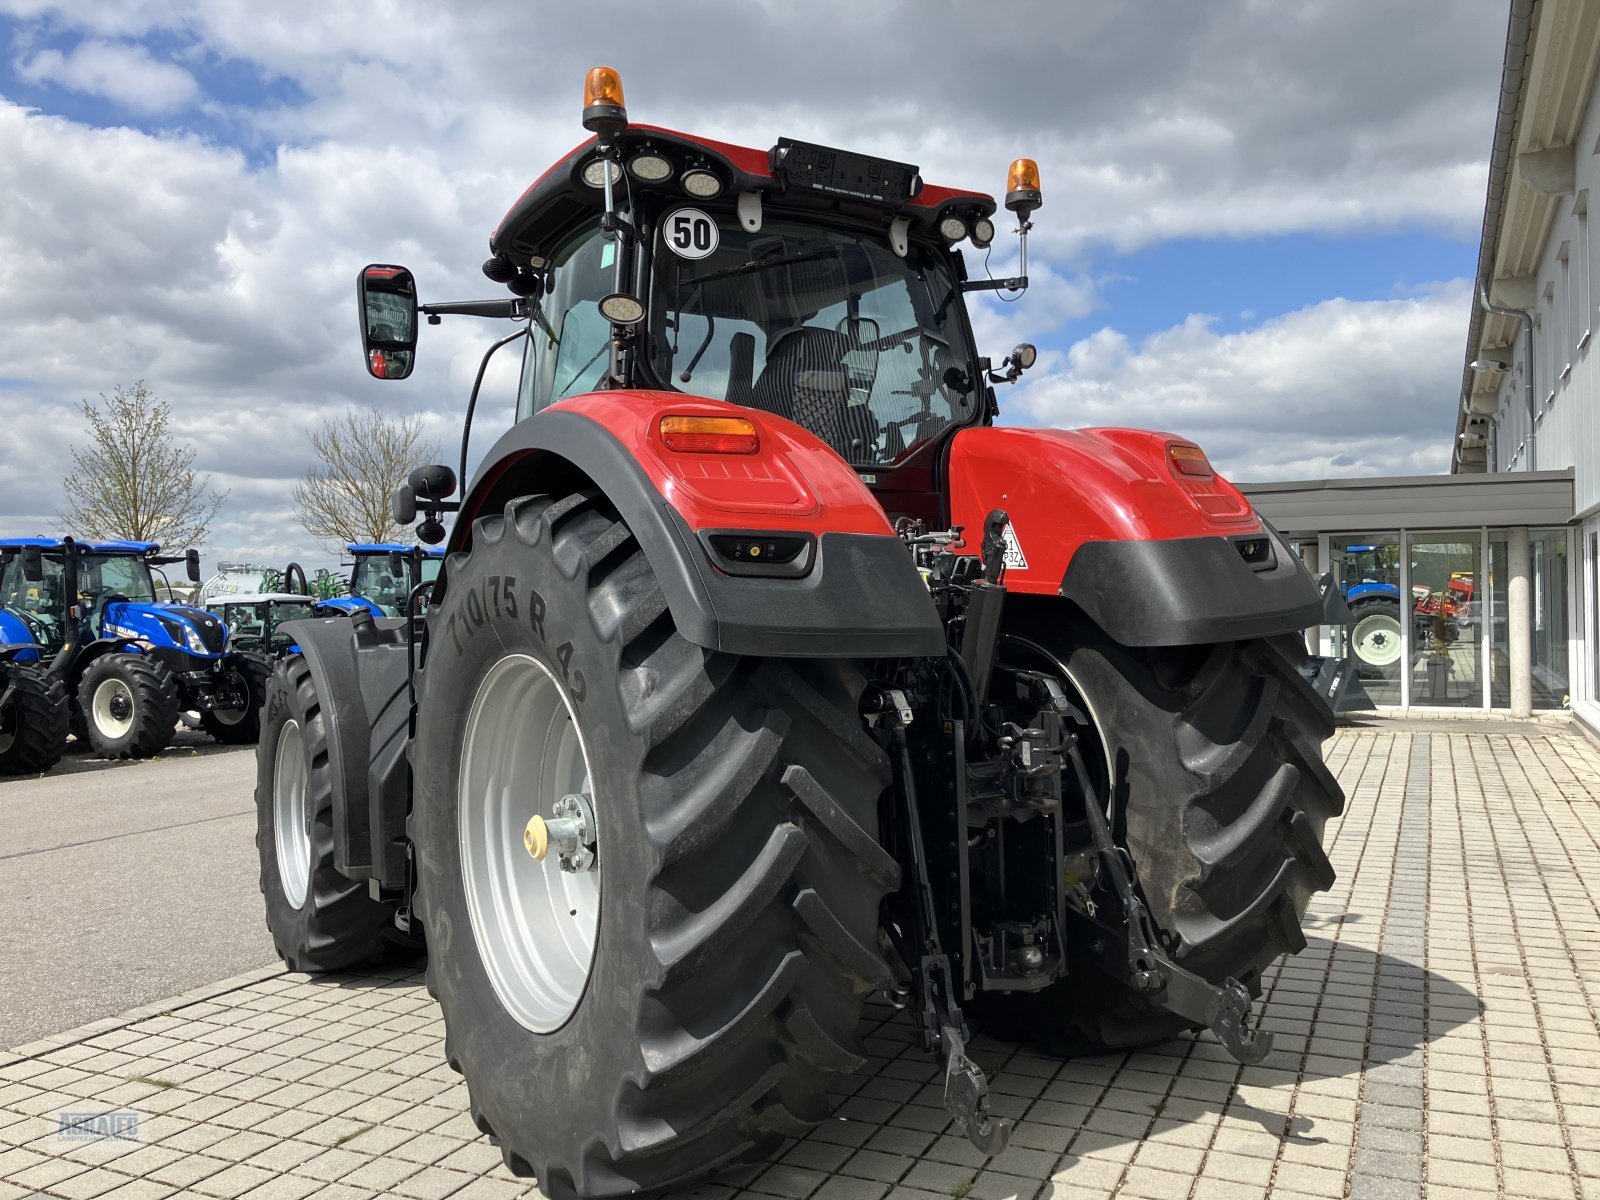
[318,543,444,619]
[0,538,272,759]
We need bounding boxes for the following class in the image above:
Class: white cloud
[1007,281,1472,480]
[16,39,198,112]
[0,0,1504,565]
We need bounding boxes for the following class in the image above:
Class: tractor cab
[321,544,444,619]
[203,593,327,660]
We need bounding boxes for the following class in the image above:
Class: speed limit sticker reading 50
[664,208,719,260]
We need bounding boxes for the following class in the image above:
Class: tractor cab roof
[346,543,446,556]
[0,537,160,555]
[489,125,997,269]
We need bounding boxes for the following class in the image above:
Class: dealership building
[1241,0,1599,733]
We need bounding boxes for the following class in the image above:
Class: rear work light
[659,415,760,454]
[1168,442,1214,479]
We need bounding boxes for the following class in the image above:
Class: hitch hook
[940,1021,1012,1157]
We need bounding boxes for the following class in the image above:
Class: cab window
[517,226,615,420]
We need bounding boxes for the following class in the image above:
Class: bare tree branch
[293,408,440,551]
[58,381,228,550]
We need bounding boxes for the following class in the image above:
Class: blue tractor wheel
[77,654,180,759]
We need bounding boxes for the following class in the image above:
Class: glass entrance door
[1407,532,1482,707]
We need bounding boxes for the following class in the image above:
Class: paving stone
[9,725,1600,1199]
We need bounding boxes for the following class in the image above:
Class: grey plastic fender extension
[280,615,413,885]
[1059,523,1323,647]
[456,409,946,660]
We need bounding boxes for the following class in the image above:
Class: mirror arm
[420,298,527,322]
[960,277,1028,294]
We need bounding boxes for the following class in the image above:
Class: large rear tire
[201,654,273,744]
[0,664,68,776]
[412,491,897,1199]
[77,654,179,760]
[980,603,1344,1054]
[254,654,421,971]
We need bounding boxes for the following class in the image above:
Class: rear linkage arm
[867,687,1013,1158]
[1063,741,1273,1066]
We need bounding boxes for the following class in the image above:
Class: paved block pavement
[4,721,1600,1200]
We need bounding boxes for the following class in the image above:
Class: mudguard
[454,391,945,659]
[0,610,39,661]
[1345,582,1401,604]
[947,427,1321,646]
[280,614,414,886]
[319,596,386,620]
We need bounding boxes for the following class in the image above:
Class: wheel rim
[1352,612,1404,667]
[211,669,249,725]
[92,678,136,740]
[459,653,599,1034]
[0,694,15,754]
[273,718,312,909]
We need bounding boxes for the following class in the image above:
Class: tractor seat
[747,327,851,454]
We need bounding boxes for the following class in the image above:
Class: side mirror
[392,484,417,526]
[186,549,201,583]
[388,551,407,577]
[408,463,457,502]
[358,264,419,380]
[21,546,43,583]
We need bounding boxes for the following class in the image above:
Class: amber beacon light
[583,67,628,137]
[1006,157,1043,219]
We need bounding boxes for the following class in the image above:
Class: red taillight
[1168,442,1213,479]
[660,415,760,455]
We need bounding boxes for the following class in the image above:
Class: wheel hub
[523,793,597,872]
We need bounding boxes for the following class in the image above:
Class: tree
[60,381,227,549]
[294,408,440,550]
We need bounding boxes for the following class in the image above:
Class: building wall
[1487,55,1600,516]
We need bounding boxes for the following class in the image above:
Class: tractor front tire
[201,654,274,744]
[981,607,1345,1055]
[411,491,897,1199]
[0,665,69,776]
[1349,598,1405,679]
[254,654,421,972]
[77,654,179,760]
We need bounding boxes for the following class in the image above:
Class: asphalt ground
[0,731,275,1048]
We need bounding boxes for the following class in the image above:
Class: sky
[0,0,1507,569]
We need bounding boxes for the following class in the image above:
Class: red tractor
[256,68,1344,1198]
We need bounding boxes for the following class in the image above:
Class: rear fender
[0,609,34,651]
[948,427,1321,645]
[281,615,414,886]
[452,391,944,658]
